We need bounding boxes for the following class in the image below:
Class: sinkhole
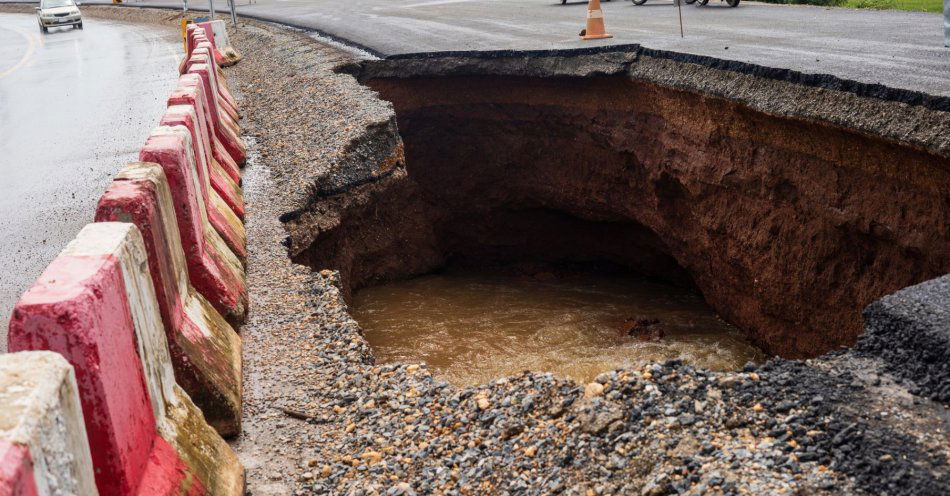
[286,52,948,385]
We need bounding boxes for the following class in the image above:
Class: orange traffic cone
[580,0,613,40]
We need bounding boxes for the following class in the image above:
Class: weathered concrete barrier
[186,53,247,165]
[189,41,241,120]
[185,30,241,122]
[159,105,248,261]
[140,126,248,323]
[186,23,242,68]
[170,75,243,184]
[203,20,243,67]
[188,53,243,151]
[7,223,244,495]
[163,101,245,220]
[0,351,97,496]
[96,162,243,437]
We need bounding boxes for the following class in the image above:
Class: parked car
[36,0,83,33]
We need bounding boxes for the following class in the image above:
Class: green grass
[756,0,943,13]
[843,0,943,12]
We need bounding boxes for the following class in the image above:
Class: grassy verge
[756,0,942,13]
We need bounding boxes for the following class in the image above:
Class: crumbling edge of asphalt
[857,274,950,404]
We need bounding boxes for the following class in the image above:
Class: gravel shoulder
[15,7,948,495]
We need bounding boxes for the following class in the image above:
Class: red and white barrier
[185,53,247,164]
[163,103,245,219]
[187,22,242,67]
[0,351,97,496]
[169,74,243,183]
[191,44,241,121]
[2,18,248,494]
[159,106,248,261]
[7,223,244,495]
[139,126,247,323]
[95,162,243,437]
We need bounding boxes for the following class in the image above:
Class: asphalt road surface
[0,13,179,350]
[85,0,949,96]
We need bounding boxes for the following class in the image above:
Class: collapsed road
[1,4,945,495]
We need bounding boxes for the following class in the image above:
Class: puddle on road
[352,269,764,386]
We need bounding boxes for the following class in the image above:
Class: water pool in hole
[351,269,764,386]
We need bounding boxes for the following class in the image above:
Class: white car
[36,0,83,33]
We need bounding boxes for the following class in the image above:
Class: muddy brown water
[352,270,765,386]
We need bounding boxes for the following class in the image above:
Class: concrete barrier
[7,223,244,495]
[0,441,38,496]
[159,105,248,261]
[187,23,241,68]
[163,100,245,219]
[184,59,247,166]
[189,41,241,122]
[170,75,243,184]
[202,20,243,66]
[0,352,98,496]
[187,46,241,129]
[185,29,241,114]
[95,162,243,437]
[140,126,248,323]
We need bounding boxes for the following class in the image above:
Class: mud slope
[289,50,950,359]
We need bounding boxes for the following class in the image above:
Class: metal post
[229,0,237,26]
[209,0,215,19]
[676,0,683,38]
[183,0,188,14]
[944,0,949,47]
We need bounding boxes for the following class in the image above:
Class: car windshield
[41,0,75,8]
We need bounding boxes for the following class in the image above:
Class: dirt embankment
[287,53,950,359]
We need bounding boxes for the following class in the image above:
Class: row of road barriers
[1,21,247,496]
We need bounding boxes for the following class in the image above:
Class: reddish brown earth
[293,74,950,359]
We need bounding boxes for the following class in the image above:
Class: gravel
[22,7,949,495]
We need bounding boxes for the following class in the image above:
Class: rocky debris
[67,7,950,495]
[856,275,950,403]
[619,317,665,342]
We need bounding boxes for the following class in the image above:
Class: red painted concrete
[0,441,39,496]
[190,24,227,68]
[159,111,247,260]
[161,107,245,219]
[7,254,201,495]
[187,31,239,111]
[96,175,243,435]
[136,436,206,495]
[186,60,246,165]
[186,35,240,119]
[168,76,242,184]
[139,132,247,322]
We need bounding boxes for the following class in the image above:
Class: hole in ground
[290,66,948,373]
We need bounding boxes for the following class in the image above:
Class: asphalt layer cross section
[0,13,180,350]
[30,0,950,97]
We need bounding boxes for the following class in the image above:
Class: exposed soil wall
[291,53,950,359]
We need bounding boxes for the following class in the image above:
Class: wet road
[0,13,179,350]
[78,0,950,96]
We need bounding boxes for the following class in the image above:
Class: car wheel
[726,0,739,5]
[41,25,48,33]
[77,22,83,29]
[632,0,647,4]
[562,0,566,4]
